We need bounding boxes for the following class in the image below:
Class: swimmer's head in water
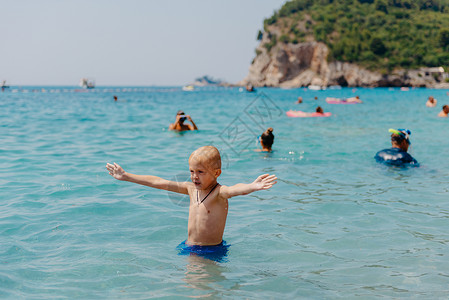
[260,127,274,148]
[389,128,411,145]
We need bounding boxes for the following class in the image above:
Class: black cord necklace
[197,183,219,205]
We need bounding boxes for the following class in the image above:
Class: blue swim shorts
[176,240,230,262]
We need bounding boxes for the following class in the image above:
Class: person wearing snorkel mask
[169,110,198,132]
[374,129,419,166]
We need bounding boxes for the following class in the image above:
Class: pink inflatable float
[325,97,362,104]
[286,110,332,118]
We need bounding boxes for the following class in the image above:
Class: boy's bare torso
[186,185,228,246]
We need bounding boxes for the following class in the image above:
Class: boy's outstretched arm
[221,174,277,199]
[106,163,189,194]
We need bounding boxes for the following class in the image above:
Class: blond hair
[189,146,221,170]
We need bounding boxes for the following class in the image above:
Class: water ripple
[1,87,449,298]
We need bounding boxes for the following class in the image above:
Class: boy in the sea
[106,146,277,248]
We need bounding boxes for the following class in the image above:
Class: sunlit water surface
[1,86,449,298]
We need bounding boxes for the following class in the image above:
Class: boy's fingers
[107,163,118,169]
[263,175,277,182]
[263,180,277,188]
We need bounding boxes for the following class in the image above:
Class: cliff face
[241,38,449,88]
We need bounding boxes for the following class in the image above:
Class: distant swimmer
[169,110,198,131]
[246,84,255,92]
[438,105,449,117]
[326,96,361,104]
[286,106,331,117]
[106,146,277,261]
[296,96,303,104]
[346,95,362,103]
[426,96,437,107]
[374,128,418,166]
[256,127,274,152]
[114,95,118,102]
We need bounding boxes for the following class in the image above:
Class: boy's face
[189,158,221,190]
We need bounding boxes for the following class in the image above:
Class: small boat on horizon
[1,80,10,90]
[308,85,322,90]
[182,85,195,91]
[79,78,95,89]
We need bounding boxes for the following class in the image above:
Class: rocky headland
[239,1,449,88]
[240,38,449,88]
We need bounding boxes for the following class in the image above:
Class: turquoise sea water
[1,86,449,299]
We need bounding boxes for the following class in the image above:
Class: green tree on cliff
[261,0,449,70]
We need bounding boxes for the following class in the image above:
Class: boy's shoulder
[217,184,233,199]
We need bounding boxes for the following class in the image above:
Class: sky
[0,0,286,86]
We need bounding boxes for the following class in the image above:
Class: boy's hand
[106,163,126,180]
[252,174,277,190]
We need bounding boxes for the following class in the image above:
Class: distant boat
[182,85,194,91]
[191,75,224,86]
[1,80,10,90]
[79,78,95,89]
[308,85,322,90]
